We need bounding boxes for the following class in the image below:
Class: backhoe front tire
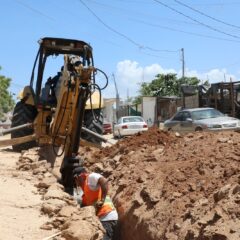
[82,109,103,145]
[11,101,38,152]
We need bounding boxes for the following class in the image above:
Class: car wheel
[117,130,122,139]
[195,127,203,132]
[167,127,172,131]
[113,132,118,139]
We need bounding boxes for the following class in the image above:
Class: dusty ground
[0,137,58,240]
[1,128,240,239]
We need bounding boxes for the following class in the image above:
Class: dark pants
[101,220,118,240]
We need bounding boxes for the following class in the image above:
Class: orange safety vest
[82,175,115,218]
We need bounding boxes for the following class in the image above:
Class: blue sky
[1,0,240,100]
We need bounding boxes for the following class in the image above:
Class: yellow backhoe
[6,37,109,191]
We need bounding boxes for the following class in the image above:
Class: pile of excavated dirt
[13,127,240,240]
[79,127,240,240]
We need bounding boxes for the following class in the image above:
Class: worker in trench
[73,167,119,240]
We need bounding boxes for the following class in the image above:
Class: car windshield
[191,109,224,120]
[122,117,144,123]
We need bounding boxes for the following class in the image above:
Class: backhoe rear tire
[11,101,38,152]
[82,109,103,145]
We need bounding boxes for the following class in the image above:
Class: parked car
[163,107,240,132]
[103,121,112,134]
[113,116,148,138]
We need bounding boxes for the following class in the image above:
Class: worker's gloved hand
[95,200,104,209]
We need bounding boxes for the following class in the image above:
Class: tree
[132,73,208,104]
[0,66,15,120]
[140,73,200,96]
[138,73,207,97]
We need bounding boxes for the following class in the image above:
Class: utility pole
[181,48,185,108]
[224,73,226,82]
[181,48,185,79]
[112,73,120,120]
[127,88,130,116]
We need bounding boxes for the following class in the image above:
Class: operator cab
[29,37,94,107]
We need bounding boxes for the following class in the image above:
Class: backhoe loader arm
[52,59,94,155]
[49,55,96,191]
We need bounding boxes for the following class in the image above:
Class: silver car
[113,116,148,138]
[164,107,240,132]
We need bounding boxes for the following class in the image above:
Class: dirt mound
[13,127,240,240]
[79,127,240,240]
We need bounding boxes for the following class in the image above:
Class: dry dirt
[0,140,58,240]
[1,128,240,240]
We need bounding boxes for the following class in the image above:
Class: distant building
[103,98,116,123]
[103,98,142,122]
[142,96,182,126]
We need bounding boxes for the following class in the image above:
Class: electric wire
[133,18,240,43]
[197,58,240,72]
[174,0,240,30]
[88,0,199,27]
[152,0,240,39]
[78,0,143,49]
[14,0,180,57]
[112,0,240,6]
[78,0,178,53]
[192,2,240,7]
[14,0,55,21]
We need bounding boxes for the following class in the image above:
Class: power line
[152,0,240,39]
[174,0,240,30]
[191,2,240,7]
[78,0,178,53]
[78,0,143,48]
[88,0,199,27]
[199,59,240,72]
[112,0,240,6]
[81,0,240,43]
[132,18,240,43]
[14,0,55,21]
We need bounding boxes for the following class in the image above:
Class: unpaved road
[0,137,57,240]
[0,133,116,240]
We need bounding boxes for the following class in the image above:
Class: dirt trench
[81,127,240,240]
[1,128,240,240]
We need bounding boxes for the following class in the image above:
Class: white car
[113,116,148,138]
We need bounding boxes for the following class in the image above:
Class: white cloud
[102,60,238,99]
[113,60,177,98]
[185,68,237,83]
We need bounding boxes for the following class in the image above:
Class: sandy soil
[0,136,58,240]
